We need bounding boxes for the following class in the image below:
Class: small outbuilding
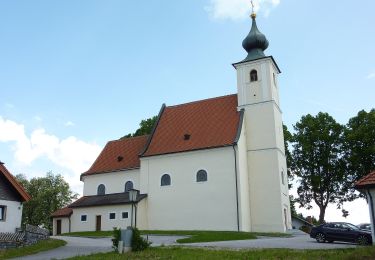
[355,170,375,244]
[0,161,31,233]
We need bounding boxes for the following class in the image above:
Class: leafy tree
[283,124,294,188]
[15,172,78,230]
[291,112,347,223]
[344,109,375,198]
[122,116,157,139]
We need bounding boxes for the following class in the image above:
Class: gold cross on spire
[250,0,256,19]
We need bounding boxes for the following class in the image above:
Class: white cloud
[205,0,280,21]
[366,72,375,79]
[0,116,102,176]
[64,121,75,127]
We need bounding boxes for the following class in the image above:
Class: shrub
[112,227,121,251]
[131,227,151,252]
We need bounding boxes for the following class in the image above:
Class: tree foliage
[122,116,157,139]
[344,109,375,198]
[15,172,78,230]
[291,112,347,223]
[283,125,294,188]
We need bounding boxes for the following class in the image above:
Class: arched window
[161,174,171,186]
[196,170,208,182]
[97,184,106,195]
[281,170,285,185]
[125,181,134,192]
[250,70,258,82]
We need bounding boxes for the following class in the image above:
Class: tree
[122,116,157,139]
[283,124,294,188]
[15,172,78,230]
[291,112,348,223]
[344,109,375,198]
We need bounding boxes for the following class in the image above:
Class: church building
[52,12,292,235]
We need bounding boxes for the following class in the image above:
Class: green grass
[66,246,375,260]
[0,238,66,259]
[63,230,289,243]
[141,230,289,243]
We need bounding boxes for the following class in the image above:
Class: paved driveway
[12,236,113,260]
[183,232,358,250]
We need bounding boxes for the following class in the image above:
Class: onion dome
[242,13,269,62]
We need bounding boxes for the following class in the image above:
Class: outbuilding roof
[142,94,241,157]
[355,171,375,189]
[51,207,73,218]
[0,161,31,202]
[81,135,149,179]
[68,192,147,208]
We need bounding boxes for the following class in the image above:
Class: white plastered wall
[235,57,291,232]
[140,147,239,231]
[82,169,140,196]
[52,217,70,235]
[0,199,23,233]
[70,199,147,232]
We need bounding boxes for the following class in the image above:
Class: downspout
[232,145,240,232]
[69,215,71,233]
[367,189,375,244]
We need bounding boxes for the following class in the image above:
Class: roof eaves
[141,144,234,158]
[0,163,31,202]
[139,103,166,157]
[232,55,281,73]
[80,167,140,179]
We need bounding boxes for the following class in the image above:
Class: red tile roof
[81,135,149,179]
[355,171,375,189]
[0,162,31,202]
[142,94,241,157]
[51,207,73,218]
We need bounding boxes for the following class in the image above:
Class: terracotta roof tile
[355,171,375,189]
[142,94,240,157]
[51,207,73,218]
[81,135,148,178]
[0,162,31,202]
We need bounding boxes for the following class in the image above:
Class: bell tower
[233,10,291,232]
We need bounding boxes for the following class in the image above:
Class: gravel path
[12,236,113,260]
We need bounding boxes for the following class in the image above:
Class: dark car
[357,223,371,231]
[310,222,372,245]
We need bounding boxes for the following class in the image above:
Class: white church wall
[236,121,252,231]
[0,199,23,233]
[82,169,140,196]
[140,147,239,231]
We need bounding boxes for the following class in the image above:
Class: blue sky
[0,0,374,223]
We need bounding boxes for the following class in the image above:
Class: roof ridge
[167,93,237,109]
[109,134,149,143]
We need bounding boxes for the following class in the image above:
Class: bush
[112,227,121,251]
[131,227,151,252]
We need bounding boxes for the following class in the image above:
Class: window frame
[124,181,134,193]
[109,212,116,220]
[0,205,6,221]
[196,169,208,183]
[97,184,106,195]
[160,174,171,187]
[80,214,87,222]
[122,212,129,219]
[250,69,258,82]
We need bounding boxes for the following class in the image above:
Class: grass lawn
[141,230,289,243]
[0,238,66,259]
[62,230,289,243]
[66,246,375,260]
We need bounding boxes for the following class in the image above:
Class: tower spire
[241,1,269,62]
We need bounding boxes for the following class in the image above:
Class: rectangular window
[109,213,116,220]
[81,215,87,222]
[122,212,128,219]
[0,206,6,221]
